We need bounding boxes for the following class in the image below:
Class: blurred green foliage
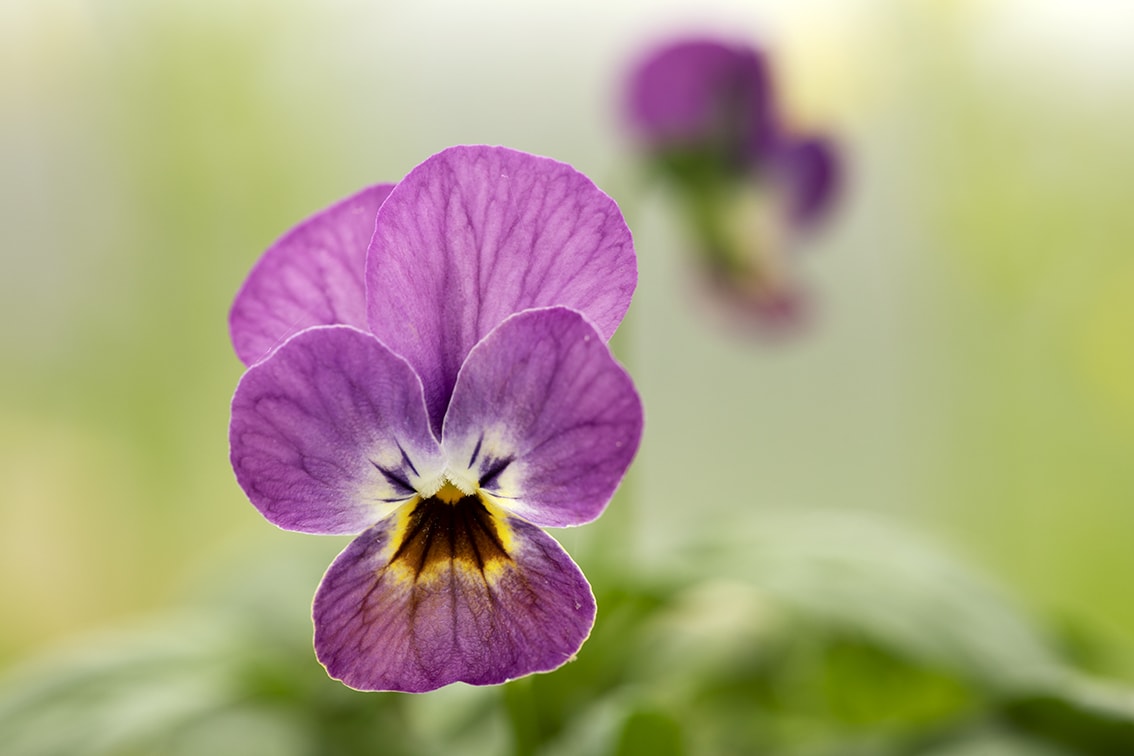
[4,512,1134,755]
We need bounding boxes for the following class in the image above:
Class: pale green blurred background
[2,0,1133,745]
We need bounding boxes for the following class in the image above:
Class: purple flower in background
[228,146,643,692]
[625,37,840,335]
[627,38,777,175]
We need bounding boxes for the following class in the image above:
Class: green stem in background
[578,160,643,579]
[585,154,753,578]
[502,676,540,756]
[499,160,646,756]
[584,307,638,577]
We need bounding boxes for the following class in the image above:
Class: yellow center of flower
[385,481,515,585]
[434,480,467,505]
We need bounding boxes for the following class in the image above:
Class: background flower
[625,36,840,337]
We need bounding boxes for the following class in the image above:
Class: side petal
[441,307,643,528]
[314,499,596,692]
[777,136,840,228]
[229,325,444,535]
[366,145,636,432]
[230,184,393,366]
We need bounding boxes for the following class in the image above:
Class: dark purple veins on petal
[369,461,416,500]
[468,435,484,467]
[478,456,514,491]
[390,495,512,580]
[465,435,514,493]
[398,444,421,478]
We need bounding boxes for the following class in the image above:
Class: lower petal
[313,496,595,692]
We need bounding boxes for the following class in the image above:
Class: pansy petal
[778,136,840,228]
[230,184,393,366]
[229,325,444,535]
[442,307,643,528]
[314,500,595,692]
[366,145,636,431]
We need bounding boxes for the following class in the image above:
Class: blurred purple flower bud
[625,36,842,338]
[626,38,777,170]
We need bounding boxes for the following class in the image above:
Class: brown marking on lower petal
[390,494,512,581]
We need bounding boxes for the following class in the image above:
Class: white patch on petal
[365,440,445,507]
[441,424,522,505]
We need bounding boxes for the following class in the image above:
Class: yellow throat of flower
[434,480,469,505]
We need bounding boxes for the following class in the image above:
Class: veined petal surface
[230,184,393,366]
[366,146,636,432]
[442,307,643,528]
[230,326,443,535]
[314,498,595,692]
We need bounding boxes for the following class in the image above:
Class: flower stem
[502,677,540,756]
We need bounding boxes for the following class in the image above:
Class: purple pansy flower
[625,37,840,335]
[228,146,643,693]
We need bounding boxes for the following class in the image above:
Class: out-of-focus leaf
[621,576,975,754]
[613,708,685,756]
[1002,674,1134,756]
[677,511,1066,693]
[514,580,672,748]
[917,726,1076,756]
[5,516,1134,756]
[0,615,249,756]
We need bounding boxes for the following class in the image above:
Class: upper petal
[314,498,595,692]
[441,307,643,528]
[230,184,393,366]
[229,325,444,535]
[365,145,636,433]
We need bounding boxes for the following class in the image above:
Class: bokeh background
[3,1,1134,754]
